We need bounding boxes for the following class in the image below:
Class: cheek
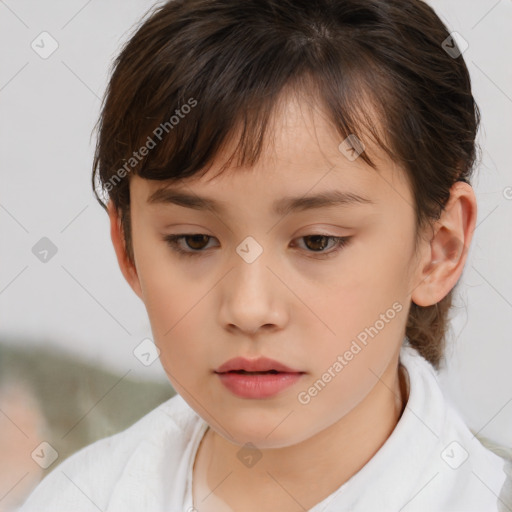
[143,279,211,394]
[297,359,376,419]
[297,245,408,341]
[131,238,205,364]
[294,300,407,426]
[293,235,410,395]
[140,272,203,354]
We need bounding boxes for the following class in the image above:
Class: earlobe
[411,181,477,307]
[107,200,144,301]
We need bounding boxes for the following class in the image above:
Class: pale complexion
[108,92,477,511]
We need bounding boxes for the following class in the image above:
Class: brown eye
[292,234,351,258]
[163,233,217,257]
[183,234,210,250]
[302,235,331,251]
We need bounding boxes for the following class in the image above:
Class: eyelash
[162,233,351,259]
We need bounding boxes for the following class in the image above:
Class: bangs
[94,1,399,200]
[137,71,391,185]
[93,0,476,238]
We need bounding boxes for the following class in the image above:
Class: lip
[214,356,305,399]
[214,356,302,373]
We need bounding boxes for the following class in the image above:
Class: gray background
[1,0,511,446]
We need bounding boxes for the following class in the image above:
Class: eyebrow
[147,188,374,216]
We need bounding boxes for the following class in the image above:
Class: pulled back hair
[92,0,480,370]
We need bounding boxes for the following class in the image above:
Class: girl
[19,0,510,510]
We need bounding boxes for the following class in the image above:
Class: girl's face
[123,95,424,448]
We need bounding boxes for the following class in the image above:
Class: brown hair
[92,0,480,370]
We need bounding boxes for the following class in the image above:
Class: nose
[218,250,288,336]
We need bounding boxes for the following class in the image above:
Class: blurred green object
[0,339,175,469]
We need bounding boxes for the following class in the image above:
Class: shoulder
[399,343,509,511]
[18,393,201,512]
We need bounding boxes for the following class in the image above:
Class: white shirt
[18,344,510,512]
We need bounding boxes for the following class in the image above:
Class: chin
[212,414,312,450]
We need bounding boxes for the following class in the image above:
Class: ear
[411,181,478,307]
[107,200,144,301]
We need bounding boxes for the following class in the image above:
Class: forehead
[131,93,411,212]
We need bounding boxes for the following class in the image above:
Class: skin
[0,382,45,511]
[108,92,477,511]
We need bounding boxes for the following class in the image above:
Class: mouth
[217,369,285,375]
[214,356,304,374]
[214,368,305,399]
